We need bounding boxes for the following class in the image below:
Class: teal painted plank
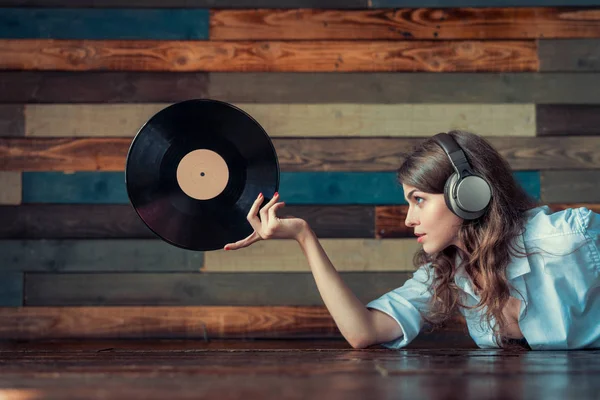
[0,272,23,306]
[0,8,209,40]
[22,171,540,205]
[372,1,600,6]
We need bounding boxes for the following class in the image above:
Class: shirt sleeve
[577,207,600,273]
[366,263,435,349]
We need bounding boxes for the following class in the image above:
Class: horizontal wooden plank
[0,105,24,136]
[541,170,600,202]
[0,172,21,205]
[0,239,417,272]
[3,72,600,103]
[0,8,209,40]
[20,171,540,205]
[0,272,23,306]
[539,39,600,71]
[3,136,599,172]
[0,306,342,339]
[22,103,536,137]
[0,39,539,72]
[0,239,204,272]
[0,205,374,239]
[211,8,600,40]
[0,72,210,103]
[204,239,420,272]
[372,1,600,6]
[376,203,600,238]
[537,105,600,136]
[0,0,368,8]
[24,272,413,306]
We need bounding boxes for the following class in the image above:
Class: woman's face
[402,184,464,254]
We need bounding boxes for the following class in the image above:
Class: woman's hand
[223,192,309,251]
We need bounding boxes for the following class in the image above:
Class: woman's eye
[414,196,424,204]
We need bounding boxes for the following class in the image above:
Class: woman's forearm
[296,225,375,348]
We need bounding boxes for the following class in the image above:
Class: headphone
[431,132,492,220]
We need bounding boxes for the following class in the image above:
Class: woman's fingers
[268,201,286,226]
[246,193,265,232]
[259,192,280,230]
[224,231,261,251]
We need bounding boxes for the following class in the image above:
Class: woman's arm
[296,225,403,348]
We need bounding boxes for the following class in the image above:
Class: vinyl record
[125,99,280,251]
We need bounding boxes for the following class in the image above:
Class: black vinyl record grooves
[125,99,280,251]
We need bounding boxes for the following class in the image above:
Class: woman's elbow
[347,334,376,349]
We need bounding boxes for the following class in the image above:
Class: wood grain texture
[0,306,342,339]
[0,239,418,273]
[0,239,204,272]
[537,105,600,136]
[541,170,600,202]
[210,8,600,40]
[0,272,23,306]
[0,0,368,8]
[24,272,412,306]
[4,137,597,172]
[539,39,600,71]
[3,72,600,103]
[372,1,600,6]
[204,239,420,272]
[0,105,24,136]
[0,8,209,40]
[0,172,21,205]
[0,205,375,239]
[19,171,540,205]
[0,39,539,72]
[22,103,536,137]
[0,72,210,103]
[376,203,600,238]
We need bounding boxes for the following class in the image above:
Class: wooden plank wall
[0,1,599,342]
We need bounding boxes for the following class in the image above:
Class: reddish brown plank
[2,137,600,172]
[0,39,538,72]
[211,8,600,40]
[376,203,600,238]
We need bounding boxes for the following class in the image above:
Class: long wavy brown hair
[397,130,539,348]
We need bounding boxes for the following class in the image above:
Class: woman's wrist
[295,221,315,246]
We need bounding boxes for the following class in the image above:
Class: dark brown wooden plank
[0,205,374,239]
[541,170,600,202]
[537,105,600,136]
[211,8,600,40]
[0,72,209,103]
[3,72,600,103]
[0,240,204,272]
[0,39,539,72]
[376,203,600,238]
[0,105,24,136]
[0,0,368,7]
[3,137,600,172]
[24,272,412,306]
[539,39,600,71]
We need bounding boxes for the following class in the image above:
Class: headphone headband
[432,132,472,178]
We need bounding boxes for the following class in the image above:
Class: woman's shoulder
[521,205,599,242]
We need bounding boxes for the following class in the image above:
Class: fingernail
[274,192,279,196]
[259,193,263,198]
[224,246,229,250]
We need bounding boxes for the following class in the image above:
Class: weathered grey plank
[537,105,600,136]
[24,272,411,306]
[0,240,203,272]
[539,39,600,72]
[0,272,23,306]
[0,105,24,136]
[541,170,600,203]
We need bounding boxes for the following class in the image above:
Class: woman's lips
[417,234,426,243]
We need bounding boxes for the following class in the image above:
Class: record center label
[176,149,229,200]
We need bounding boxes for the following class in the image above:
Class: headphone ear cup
[444,173,458,216]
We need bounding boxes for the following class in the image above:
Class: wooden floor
[0,339,598,400]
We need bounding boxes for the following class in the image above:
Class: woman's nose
[405,209,418,227]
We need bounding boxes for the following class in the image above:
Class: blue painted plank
[0,8,209,40]
[22,171,540,205]
[0,272,23,306]
[371,1,600,6]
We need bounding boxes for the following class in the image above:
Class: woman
[224,130,600,350]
